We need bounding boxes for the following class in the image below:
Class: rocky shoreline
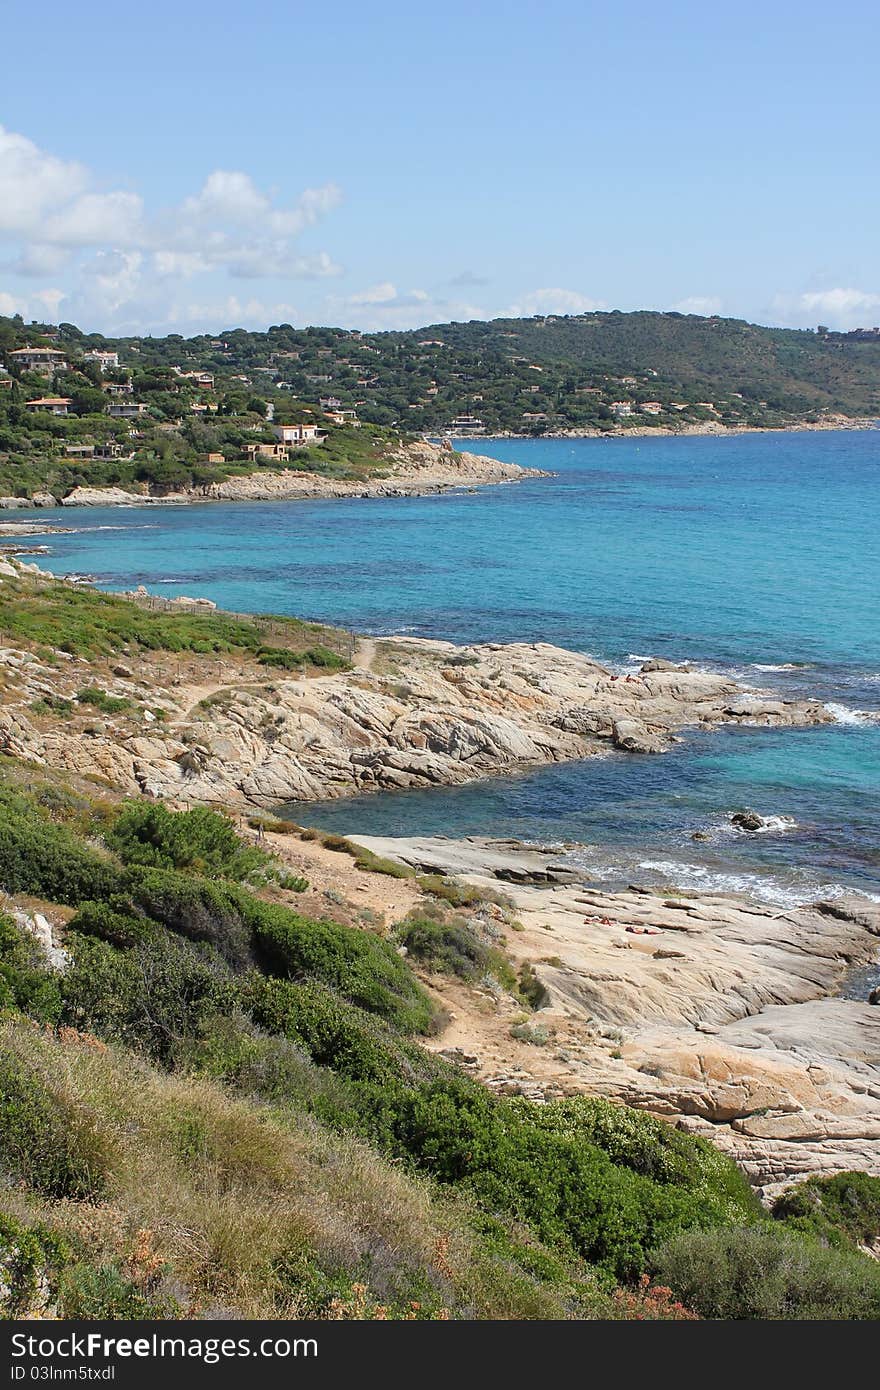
[341,834,880,1196]
[0,442,547,510]
[0,565,833,808]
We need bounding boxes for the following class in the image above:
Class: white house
[272,423,324,446]
[83,350,120,372]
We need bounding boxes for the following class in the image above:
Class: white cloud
[771,286,880,330]
[0,127,88,236]
[43,191,145,247]
[223,246,342,280]
[507,288,605,317]
[347,281,400,305]
[0,125,344,332]
[162,295,301,333]
[9,243,71,277]
[182,170,270,224]
[152,250,212,278]
[449,269,489,287]
[0,290,24,316]
[671,295,722,315]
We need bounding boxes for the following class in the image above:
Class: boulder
[611,718,668,754]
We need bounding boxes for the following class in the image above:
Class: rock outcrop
[351,836,880,1197]
[0,604,832,809]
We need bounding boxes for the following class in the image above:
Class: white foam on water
[720,814,799,836]
[634,858,878,908]
[825,703,879,726]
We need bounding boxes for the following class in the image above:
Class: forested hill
[2,309,879,439]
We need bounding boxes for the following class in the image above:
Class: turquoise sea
[12,430,880,961]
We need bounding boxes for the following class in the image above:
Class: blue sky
[2,0,878,335]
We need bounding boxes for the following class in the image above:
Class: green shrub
[773,1172,880,1250]
[59,1263,180,1319]
[120,866,254,969]
[68,900,155,949]
[243,978,443,1092]
[76,686,132,714]
[0,788,120,905]
[651,1224,880,1319]
[250,901,435,1033]
[531,1096,760,1220]
[0,1215,69,1318]
[0,1049,111,1199]
[30,695,73,717]
[396,916,489,979]
[61,933,237,1066]
[108,801,269,882]
[384,1083,742,1279]
[0,914,62,1023]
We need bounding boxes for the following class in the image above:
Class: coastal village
[1,308,877,507]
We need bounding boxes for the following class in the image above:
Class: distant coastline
[439,414,879,443]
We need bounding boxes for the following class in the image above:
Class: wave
[750,662,810,672]
[824,702,880,726]
[71,524,159,532]
[634,858,879,909]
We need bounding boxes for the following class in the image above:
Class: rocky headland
[3,441,546,509]
[0,562,831,809]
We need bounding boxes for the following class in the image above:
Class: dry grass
[0,1017,596,1319]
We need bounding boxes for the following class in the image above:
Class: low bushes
[396,916,490,980]
[76,687,132,715]
[0,788,120,905]
[772,1171,880,1250]
[108,801,269,882]
[250,902,436,1034]
[0,1047,111,1200]
[60,933,237,1066]
[651,1225,880,1319]
[0,914,62,1023]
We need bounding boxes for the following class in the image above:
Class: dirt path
[355,637,378,672]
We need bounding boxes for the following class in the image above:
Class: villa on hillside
[9,346,68,373]
[272,422,325,446]
[83,350,120,372]
[610,401,634,418]
[24,396,72,416]
[64,443,95,458]
[245,442,291,462]
[106,401,148,419]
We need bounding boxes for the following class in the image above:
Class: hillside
[0,310,878,503]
